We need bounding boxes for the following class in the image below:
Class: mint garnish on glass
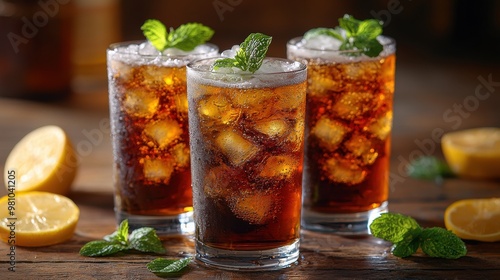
[304,14,383,57]
[213,33,272,73]
[141,19,214,52]
[79,219,165,257]
[370,213,467,259]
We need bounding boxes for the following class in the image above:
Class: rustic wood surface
[1,50,500,279]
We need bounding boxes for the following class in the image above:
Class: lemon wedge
[441,127,500,179]
[4,125,78,195]
[444,198,500,242]
[0,191,80,247]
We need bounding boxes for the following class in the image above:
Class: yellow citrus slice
[444,198,500,242]
[4,125,78,195]
[0,191,80,247]
[441,127,500,179]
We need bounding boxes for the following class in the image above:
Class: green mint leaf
[214,33,272,73]
[370,213,422,244]
[147,257,193,275]
[240,33,272,73]
[129,227,166,254]
[419,228,467,259]
[165,23,214,51]
[304,27,343,42]
[304,14,384,57]
[391,228,422,258]
[407,156,454,181]
[79,240,128,257]
[103,219,129,245]
[213,57,238,70]
[141,19,167,52]
[141,20,213,52]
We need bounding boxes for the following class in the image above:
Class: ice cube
[229,190,273,225]
[324,157,367,185]
[254,119,288,138]
[216,131,260,166]
[143,158,174,183]
[198,94,241,125]
[302,34,342,51]
[203,164,233,198]
[286,119,305,152]
[221,45,240,58]
[342,60,380,81]
[123,88,159,118]
[344,132,378,166]
[311,116,348,151]
[174,92,188,114]
[139,41,161,56]
[308,71,342,97]
[144,119,182,149]
[332,91,375,120]
[109,60,134,81]
[259,155,298,179]
[171,143,190,168]
[142,65,176,86]
[274,83,306,110]
[367,110,393,140]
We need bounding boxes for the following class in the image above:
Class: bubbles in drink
[332,91,375,120]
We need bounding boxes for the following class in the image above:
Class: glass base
[115,210,195,237]
[195,239,300,271]
[301,201,388,235]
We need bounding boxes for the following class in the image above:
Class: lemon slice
[0,191,80,247]
[441,127,500,179]
[4,125,78,195]
[444,198,500,242]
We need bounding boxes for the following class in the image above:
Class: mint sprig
[141,19,214,52]
[79,220,165,257]
[147,257,193,276]
[370,213,467,259]
[407,156,455,181]
[213,33,272,73]
[304,14,383,57]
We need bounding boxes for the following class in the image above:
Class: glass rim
[107,40,219,59]
[287,35,395,55]
[186,57,307,76]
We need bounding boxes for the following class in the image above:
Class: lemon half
[4,125,78,195]
[0,191,80,247]
[445,198,500,242]
[441,127,500,179]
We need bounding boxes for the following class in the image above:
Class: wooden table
[1,52,500,279]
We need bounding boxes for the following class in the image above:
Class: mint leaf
[304,27,343,41]
[407,156,454,181]
[370,213,422,244]
[141,19,167,52]
[104,219,129,245]
[80,219,165,257]
[304,14,384,57]
[165,23,214,51]
[79,240,128,257]
[141,19,213,52]
[147,257,193,275]
[213,33,272,73]
[420,228,467,259]
[391,228,421,258]
[129,227,166,254]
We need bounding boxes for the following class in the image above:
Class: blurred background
[0,0,499,194]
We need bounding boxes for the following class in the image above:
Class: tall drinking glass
[187,57,307,270]
[107,41,218,236]
[287,36,396,234]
